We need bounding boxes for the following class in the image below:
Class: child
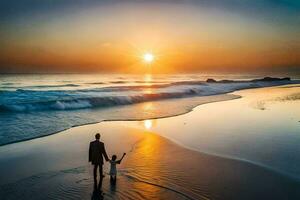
[109,153,126,184]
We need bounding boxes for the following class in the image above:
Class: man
[89,133,109,191]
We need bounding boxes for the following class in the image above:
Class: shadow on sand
[91,175,104,200]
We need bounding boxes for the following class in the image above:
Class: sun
[143,53,154,63]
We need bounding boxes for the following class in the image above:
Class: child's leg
[110,175,117,184]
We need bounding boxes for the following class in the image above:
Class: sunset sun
[143,53,154,63]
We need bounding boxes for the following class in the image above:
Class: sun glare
[143,53,154,63]
[144,120,153,130]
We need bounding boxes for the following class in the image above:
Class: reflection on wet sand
[144,120,152,130]
[123,129,300,200]
[91,175,104,200]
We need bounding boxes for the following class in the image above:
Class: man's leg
[98,164,104,191]
[99,164,104,178]
[93,164,98,190]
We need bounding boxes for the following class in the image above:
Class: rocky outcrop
[206,77,291,83]
[206,78,217,83]
[251,77,291,82]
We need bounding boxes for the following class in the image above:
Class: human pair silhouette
[89,133,126,198]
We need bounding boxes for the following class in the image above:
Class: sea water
[0,74,298,145]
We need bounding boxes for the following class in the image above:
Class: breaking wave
[0,78,297,113]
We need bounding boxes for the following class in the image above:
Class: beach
[1,84,300,199]
[1,0,300,199]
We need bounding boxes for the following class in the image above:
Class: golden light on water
[144,120,153,130]
[143,102,153,111]
[144,74,152,83]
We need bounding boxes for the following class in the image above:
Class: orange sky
[0,2,299,74]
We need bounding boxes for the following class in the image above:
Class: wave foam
[0,78,297,113]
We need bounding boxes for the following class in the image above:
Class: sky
[0,0,299,74]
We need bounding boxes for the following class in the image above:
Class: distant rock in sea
[219,80,236,83]
[206,78,217,83]
[206,77,291,83]
[251,77,291,82]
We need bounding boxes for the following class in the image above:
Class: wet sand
[0,123,300,199]
[1,86,300,199]
[124,131,300,200]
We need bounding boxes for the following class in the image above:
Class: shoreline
[1,80,299,146]
[0,93,239,147]
[1,84,300,199]
[124,131,300,199]
[1,86,299,179]
[1,85,299,174]
[153,130,300,183]
[121,85,300,182]
[2,82,297,147]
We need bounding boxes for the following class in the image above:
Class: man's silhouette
[89,133,109,191]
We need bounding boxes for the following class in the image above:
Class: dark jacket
[89,140,109,165]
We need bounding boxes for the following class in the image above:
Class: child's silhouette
[109,153,126,184]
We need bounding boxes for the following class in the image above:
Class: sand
[0,122,299,199]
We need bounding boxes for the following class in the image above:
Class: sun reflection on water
[143,102,153,111]
[144,74,152,83]
[144,120,152,130]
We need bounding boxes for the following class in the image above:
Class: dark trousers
[93,164,104,190]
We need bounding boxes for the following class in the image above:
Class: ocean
[0,74,298,145]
